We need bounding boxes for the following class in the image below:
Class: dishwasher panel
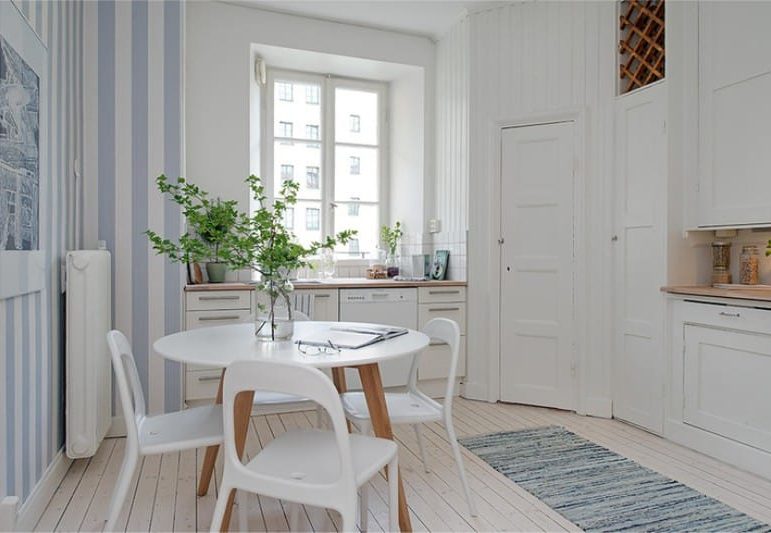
[339,288,418,389]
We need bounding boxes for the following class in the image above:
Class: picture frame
[430,250,450,281]
[0,2,48,299]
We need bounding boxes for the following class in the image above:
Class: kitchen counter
[185,278,467,291]
[662,285,771,302]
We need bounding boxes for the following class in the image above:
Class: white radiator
[65,250,112,459]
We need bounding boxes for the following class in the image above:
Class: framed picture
[430,250,450,281]
[0,2,47,299]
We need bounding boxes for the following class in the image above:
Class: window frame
[262,68,389,260]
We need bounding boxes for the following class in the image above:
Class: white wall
[435,2,617,414]
[186,1,436,223]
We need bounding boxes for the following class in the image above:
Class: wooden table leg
[197,369,225,497]
[331,368,352,432]
[219,389,255,532]
[357,363,412,532]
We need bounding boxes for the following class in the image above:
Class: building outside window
[306,124,319,140]
[349,156,360,175]
[279,121,293,138]
[284,207,294,229]
[350,114,360,133]
[277,82,293,102]
[267,71,385,255]
[306,166,320,189]
[348,238,360,255]
[305,85,319,104]
[306,207,320,230]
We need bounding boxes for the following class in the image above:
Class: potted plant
[380,221,403,278]
[224,175,355,340]
[146,175,238,283]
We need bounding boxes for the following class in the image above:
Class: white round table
[153,321,428,532]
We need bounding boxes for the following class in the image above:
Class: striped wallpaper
[0,0,82,505]
[83,0,186,417]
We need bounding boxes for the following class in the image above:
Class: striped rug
[460,426,771,532]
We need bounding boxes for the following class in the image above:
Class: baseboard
[0,497,19,532]
[15,449,72,532]
[461,380,490,402]
[107,415,126,438]
[583,396,613,418]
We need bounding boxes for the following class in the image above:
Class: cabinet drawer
[186,309,252,330]
[186,290,251,311]
[185,369,222,401]
[418,338,466,381]
[419,303,466,334]
[419,286,466,304]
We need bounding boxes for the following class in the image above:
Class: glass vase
[386,252,400,278]
[255,275,295,342]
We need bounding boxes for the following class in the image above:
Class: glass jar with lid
[739,245,760,285]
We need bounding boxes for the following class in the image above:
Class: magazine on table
[296,325,408,350]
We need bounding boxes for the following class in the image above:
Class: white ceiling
[231,1,509,39]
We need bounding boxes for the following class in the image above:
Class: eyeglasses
[296,340,341,356]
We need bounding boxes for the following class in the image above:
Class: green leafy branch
[380,221,403,256]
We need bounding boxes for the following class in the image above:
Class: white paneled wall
[453,2,616,412]
[434,16,469,277]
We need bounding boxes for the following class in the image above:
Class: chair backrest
[106,330,146,446]
[293,310,310,321]
[291,292,315,318]
[407,318,461,409]
[222,359,356,502]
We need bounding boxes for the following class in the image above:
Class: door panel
[499,121,575,410]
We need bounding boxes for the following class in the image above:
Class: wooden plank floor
[36,399,771,532]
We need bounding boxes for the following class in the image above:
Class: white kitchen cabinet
[294,288,339,321]
[417,286,467,382]
[697,2,771,226]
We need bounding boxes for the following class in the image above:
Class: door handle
[719,311,741,318]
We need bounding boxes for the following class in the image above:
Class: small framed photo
[430,250,450,280]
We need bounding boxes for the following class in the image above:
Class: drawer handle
[199,295,240,301]
[428,307,461,312]
[314,294,331,299]
[429,290,461,295]
[719,311,741,318]
[372,293,390,297]
[197,375,221,383]
[199,315,241,321]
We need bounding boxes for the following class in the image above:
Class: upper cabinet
[698,2,771,227]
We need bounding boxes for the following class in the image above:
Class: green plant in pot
[146,175,238,283]
[381,221,403,278]
[224,175,356,341]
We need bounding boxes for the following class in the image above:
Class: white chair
[341,317,477,526]
[105,330,224,531]
[210,359,399,533]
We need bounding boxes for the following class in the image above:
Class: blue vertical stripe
[44,0,54,469]
[5,305,15,493]
[35,292,42,479]
[132,0,150,395]
[163,0,182,412]
[21,297,29,499]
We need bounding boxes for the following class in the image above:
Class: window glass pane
[291,200,322,247]
[274,141,322,200]
[334,203,378,257]
[335,88,378,145]
[284,207,294,229]
[334,146,378,202]
[274,80,321,138]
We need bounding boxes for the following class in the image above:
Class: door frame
[486,108,588,413]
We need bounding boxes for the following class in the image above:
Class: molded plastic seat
[139,404,223,455]
[342,390,443,424]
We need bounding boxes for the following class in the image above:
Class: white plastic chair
[105,330,224,531]
[210,359,399,533]
[341,318,477,526]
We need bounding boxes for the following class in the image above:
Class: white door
[612,83,667,434]
[499,121,575,410]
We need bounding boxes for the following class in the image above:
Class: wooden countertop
[185,279,467,291]
[662,285,771,302]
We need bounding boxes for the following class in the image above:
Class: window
[267,72,386,254]
[348,238,360,255]
[305,207,320,230]
[279,121,293,138]
[277,82,293,101]
[284,207,294,229]
[349,114,360,133]
[305,85,319,104]
[349,156,360,175]
[348,197,360,216]
[305,124,319,140]
[306,166,320,189]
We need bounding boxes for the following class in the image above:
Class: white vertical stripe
[147,0,166,414]
[114,1,133,348]
[27,296,36,489]
[13,298,23,498]
[82,2,99,249]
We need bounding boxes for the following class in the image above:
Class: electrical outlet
[428,218,441,234]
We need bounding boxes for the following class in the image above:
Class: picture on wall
[0,33,40,251]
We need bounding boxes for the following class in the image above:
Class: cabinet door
[684,324,771,453]
[698,2,771,226]
[613,82,666,434]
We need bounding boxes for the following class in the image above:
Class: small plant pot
[205,262,227,283]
